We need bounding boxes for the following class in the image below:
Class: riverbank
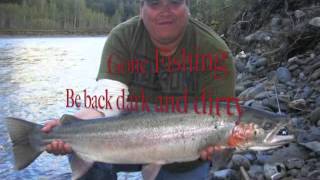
[0,29,110,36]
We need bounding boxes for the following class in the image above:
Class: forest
[0,0,250,35]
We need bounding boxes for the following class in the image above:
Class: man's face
[140,0,189,45]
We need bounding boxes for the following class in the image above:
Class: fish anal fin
[142,162,164,180]
[70,153,94,180]
[211,148,235,171]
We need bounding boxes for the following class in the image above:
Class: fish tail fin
[5,117,43,170]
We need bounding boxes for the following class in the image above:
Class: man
[42,0,236,179]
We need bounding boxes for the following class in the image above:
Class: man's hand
[200,146,222,161]
[41,119,72,155]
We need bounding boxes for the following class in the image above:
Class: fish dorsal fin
[60,114,81,125]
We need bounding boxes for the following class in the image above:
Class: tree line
[0,0,250,35]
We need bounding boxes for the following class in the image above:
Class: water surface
[0,36,107,179]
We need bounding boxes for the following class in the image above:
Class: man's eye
[147,0,160,5]
[170,0,183,4]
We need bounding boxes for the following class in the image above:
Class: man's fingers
[50,140,59,155]
[57,140,64,154]
[200,150,208,160]
[64,143,72,153]
[46,144,52,153]
[45,140,72,155]
[207,146,214,161]
[200,146,221,161]
[207,146,214,154]
[41,119,60,133]
[41,124,51,133]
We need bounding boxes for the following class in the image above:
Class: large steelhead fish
[5,103,294,179]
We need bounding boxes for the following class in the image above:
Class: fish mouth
[249,123,295,151]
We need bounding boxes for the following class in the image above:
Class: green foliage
[0,0,139,33]
[0,0,251,34]
[189,0,252,33]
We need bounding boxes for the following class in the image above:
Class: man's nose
[159,0,172,11]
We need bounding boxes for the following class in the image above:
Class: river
[0,36,107,179]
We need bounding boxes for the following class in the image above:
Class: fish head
[227,107,295,151]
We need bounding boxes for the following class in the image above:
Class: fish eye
[277,127,289,136]
[253,130,259,137]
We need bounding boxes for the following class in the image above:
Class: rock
[287,169,300,178]
[246,55,268,73]
[297,128,320,144]
[299,141,320,153]
[244,31,272,43]
[288,99,307,111]
[271,17,281,31]
[243,152,256,163]
[290,117,306,129]
[308,170,320,179]
[276,67,292,83]
[242,80,254,89]
[244,99,255,106]
[309,152,317,158]
[230,154,251,170]
[294,10,305,19]
[264,163,286,180]
[311,68,320,80]
[244,100,273,111]
[256,144,309,164]
[306,60,320,75]
[211,169,238,180]
[309,17,320,27]
[239,83,265,100]
[235,85,245,96]
[235,58,246,73]
[298,72,306,81]
[301,165,311,177]
[316,96,320,107]
[278,94,290,102]
[285,158,305,169]
[288,64,299,71]
[248,165,264,179]
[254,91,272,100]
[288,56,299,64]
[306,158,317,166]
[237,51,247,59]
[302,86,313,98]
[262,97,288,112]
[309,107,320,123]
[285,81,296,87]
[256,153,269,164]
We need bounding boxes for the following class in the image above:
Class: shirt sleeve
[96,28,132,85]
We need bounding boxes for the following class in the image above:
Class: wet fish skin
[5,103,294,179]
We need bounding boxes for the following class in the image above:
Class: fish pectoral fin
[142,163,163,180]
[60,114,82,125]
[211,148,235,171]
[70,153,94,180]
